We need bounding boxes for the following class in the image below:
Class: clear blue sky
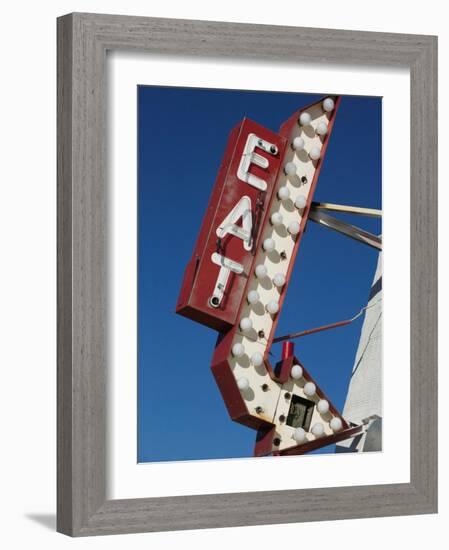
[138,86,381,463]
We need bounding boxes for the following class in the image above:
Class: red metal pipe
[274,318,353,344]
[273,305,370,344]
[281,341,295,359]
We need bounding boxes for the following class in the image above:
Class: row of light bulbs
[234,113,312,348]
[233,354,319,402]
[234,101,335,351]
[233,354,343,440]
[236,125,311,331]
[245,269,286,322]
[291,355,344,440]
[231,98,337,442]
[289,97,334,164]
[234,360,319,395]
[236,99,335,339]
[293,416,343,443]
[270,192,306,236]
[283,99,337,444]
[300,98,335,127]
[261,167,307,274]
[269,103,332,236]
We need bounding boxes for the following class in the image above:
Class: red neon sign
[177,96,363,455]
[176,119,287,332]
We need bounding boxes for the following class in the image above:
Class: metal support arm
[308,207,382,250]
[311,201,382,218]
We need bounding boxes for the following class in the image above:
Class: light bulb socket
[209,296,220,308]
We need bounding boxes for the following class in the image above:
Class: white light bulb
[309,147,321,161]
[251,352,264,367]
[273,273,286,288]
[311,422,324,437]
[240,317,253,332]
[330,417,343,432]
[278,186,291,201]
[270,212,283,226]
[293,427,306,443]
[316,121,328,136]
[263,238,275,252]
[266,300,279,315]
[290,364,303,380]
[288,221,301,235]
[255,264,268,279]
[295,195,307,210]
[247,290,260,305]
[323,98,335,112]
[284,162,297,176]
[299,112,312,126]
[232,343,245,358]
[237,377,250,391]
[317,399,330,414]
[304,382,316,397]
[292,136,305,151]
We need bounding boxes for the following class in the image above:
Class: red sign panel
[176,118,287,332]
[176,96,358,456]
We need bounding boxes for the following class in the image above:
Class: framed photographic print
[57,12,437,536]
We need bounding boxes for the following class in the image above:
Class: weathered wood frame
[57,12,438,536]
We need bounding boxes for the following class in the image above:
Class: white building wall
[336,253,382,452]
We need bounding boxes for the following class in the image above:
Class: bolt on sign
[177,96,363,455]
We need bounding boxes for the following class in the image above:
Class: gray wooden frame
[57,12,438,537]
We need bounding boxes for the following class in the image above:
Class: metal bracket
[309,204,382,250]
[311,201,381,218]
